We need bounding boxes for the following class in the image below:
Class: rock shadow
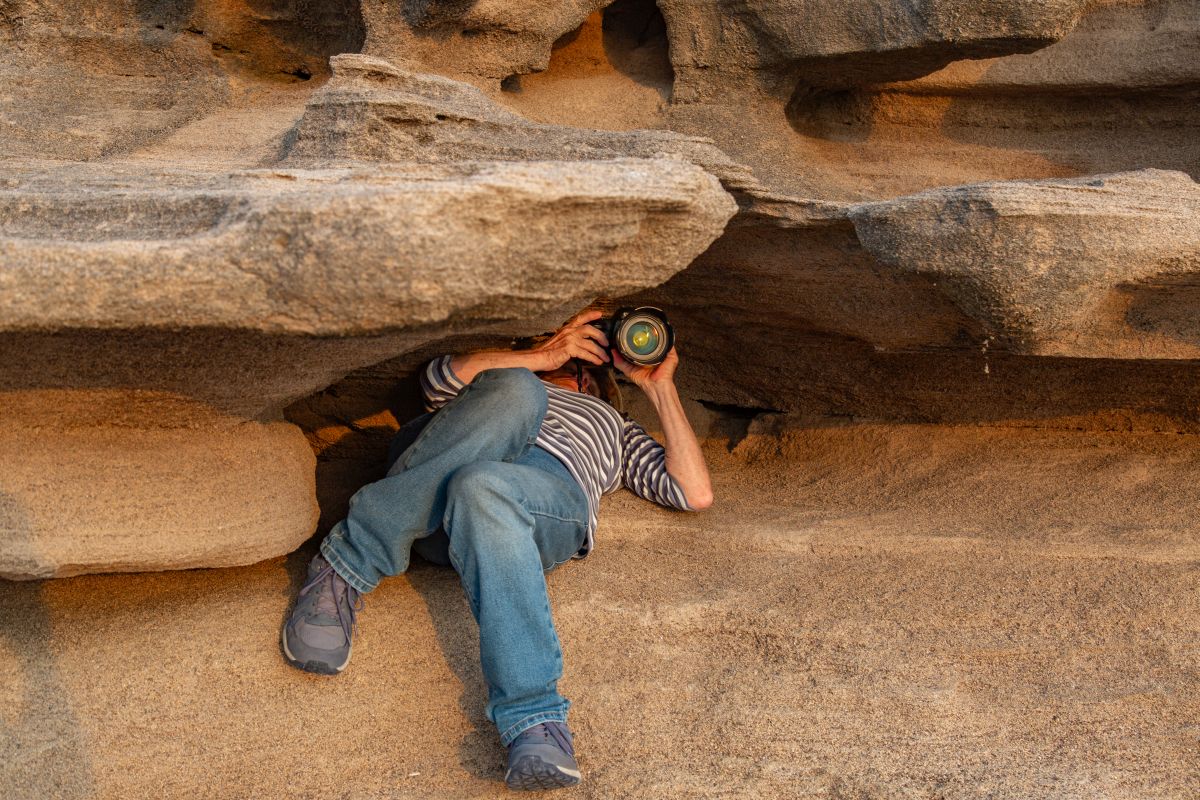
[133,0,367,81]
[406,558,502,782]
[601,0,675,100]
[0,495,96,797]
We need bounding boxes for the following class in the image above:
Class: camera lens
[626,321,660,356]
[615,310,671,365]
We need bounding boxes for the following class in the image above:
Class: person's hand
[530,309,610,372]
[612,346,679,393]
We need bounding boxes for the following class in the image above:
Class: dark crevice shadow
[135,0,366,80]
[0,494,96,797]
[601,0,674,99]
[401,0,481,29]
[1119,275,1200,351]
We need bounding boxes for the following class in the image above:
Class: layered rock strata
[0,113,735,579]
[2,3,1200,796]
[3,0,1200,581]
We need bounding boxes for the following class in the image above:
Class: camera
[596,306,674,367]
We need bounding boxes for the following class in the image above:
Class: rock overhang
[0,56,739,579]
[0,159,735,337]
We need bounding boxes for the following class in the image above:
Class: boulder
[283,54,757,187]
[849,169,1200,358]
[0,393,317,580]
[1,160,734,336]
[361,0,606,81]
[656,0,1100,98]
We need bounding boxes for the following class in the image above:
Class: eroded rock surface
[2,0,1200,796]
[4,0,1200,578]
[1,160,732,335]
[659,0,1101,96]
[850,169,1200,358]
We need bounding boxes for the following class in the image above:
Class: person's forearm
[643,382,713,509]
[449,350,549,385]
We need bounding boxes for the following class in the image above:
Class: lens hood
[601,306,674,366]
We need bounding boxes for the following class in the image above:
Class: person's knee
[445,464,527,554]
[445,463,517,522]
[471,367,546,414]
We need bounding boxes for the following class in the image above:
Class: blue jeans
[320,368,589,745]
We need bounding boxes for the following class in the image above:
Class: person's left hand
[612,347,679,392]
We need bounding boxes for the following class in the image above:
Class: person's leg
[442,448,588,747]
[283,368,547,674]
[385,411,434,474]
[387,413,453,567]
[321,368,549,594]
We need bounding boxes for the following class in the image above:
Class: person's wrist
[525,349,554,372]
[643,379,677,404]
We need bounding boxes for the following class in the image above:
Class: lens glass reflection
[626,321,660,355]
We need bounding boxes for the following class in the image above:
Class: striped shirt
[421,355,691,556]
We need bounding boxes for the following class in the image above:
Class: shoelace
[299,561,363,646]
[516,721,575,756]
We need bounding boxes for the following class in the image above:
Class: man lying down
[281,307,712,791]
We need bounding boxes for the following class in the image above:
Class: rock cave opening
[600,0,674,98]
[497,0,673,130]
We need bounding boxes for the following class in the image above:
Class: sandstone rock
[657,0,1100,98]
[0,393,317,580]
[283,54,757,187]
[281,52,819,222]
[361,0,606,81]
[898,0,1200,92]
[1,160,733,336]
[780,0,1200,200]
[0,0,367,161]
[849,169,1200,358]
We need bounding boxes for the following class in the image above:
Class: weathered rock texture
[850,169,1200,359]
[658,0,1103,95]
[0,0,1195,570]
[2,0,1200,793]
[2,424,1198,798]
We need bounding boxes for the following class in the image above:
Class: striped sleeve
[620,417,692,511]
[420,355,466,412]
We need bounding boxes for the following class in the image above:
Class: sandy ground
[2,422,1199,799]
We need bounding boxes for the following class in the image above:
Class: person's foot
[505,721,581,791]
[281,554,362,675]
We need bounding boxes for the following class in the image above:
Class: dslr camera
[595,306,674,367]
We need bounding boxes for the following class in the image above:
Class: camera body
[596,306,674,367]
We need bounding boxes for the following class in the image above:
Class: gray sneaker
[281,554,362,675]
[505,721,581,791]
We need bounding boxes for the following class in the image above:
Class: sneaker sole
[505,755,581,791]
[280,626,351,675]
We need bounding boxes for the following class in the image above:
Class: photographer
[281,308,712,791]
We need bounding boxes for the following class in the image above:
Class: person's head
[539,361,601,398]
[537,360,624,411]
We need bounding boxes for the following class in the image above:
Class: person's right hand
[530,309,610,372]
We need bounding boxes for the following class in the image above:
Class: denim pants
[320,368,589,744]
